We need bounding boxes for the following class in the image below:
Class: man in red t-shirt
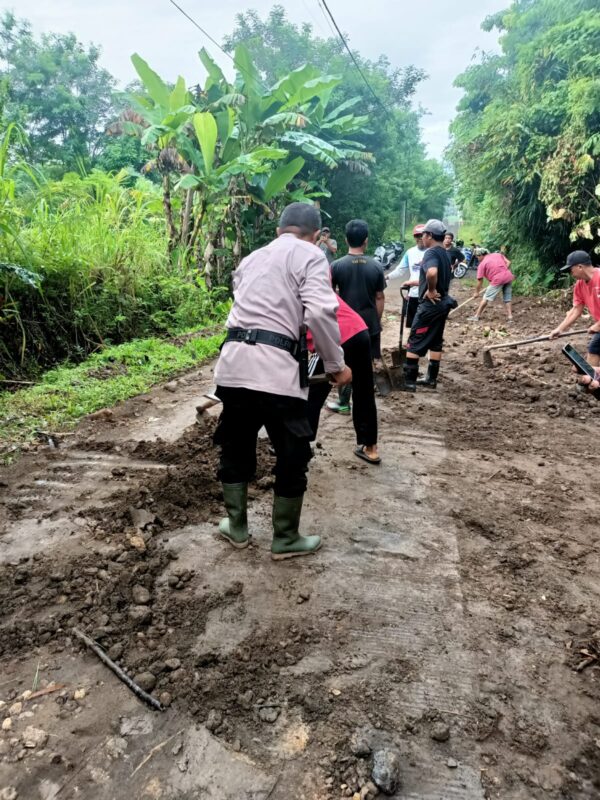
[468,251,515,322]
[549,251,600,366]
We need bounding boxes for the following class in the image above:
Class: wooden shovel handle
[484,328,589,353]
[449,291,482,316]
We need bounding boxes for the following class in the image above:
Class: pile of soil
[85,421,275,534]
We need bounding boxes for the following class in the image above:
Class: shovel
[482,328,589,368]
[380,287,409,392]
[195,373,336,424]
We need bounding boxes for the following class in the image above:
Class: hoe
[482,328,589,368]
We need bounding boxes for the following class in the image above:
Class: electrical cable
[317,0,391,118]
[315,0,339,41]
[167,0,269,92]
[300,0,331,39]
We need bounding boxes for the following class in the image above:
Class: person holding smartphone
[318,226,338,264]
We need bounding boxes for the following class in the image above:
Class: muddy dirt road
[1,279,600,800]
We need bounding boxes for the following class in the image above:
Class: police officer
[213,203,352,560]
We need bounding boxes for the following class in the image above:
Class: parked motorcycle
[454,247,477,278]
[374,241,404,270]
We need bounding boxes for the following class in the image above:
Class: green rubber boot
[218,483,250,549]
[271,495,321,561]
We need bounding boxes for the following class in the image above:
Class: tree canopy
[449,0,600,287]
[0,11,115,171]
[224,6,452,241]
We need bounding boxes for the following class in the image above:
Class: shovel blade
[374,370,393,396]
[482,349,495,368]
[391,346,407,368]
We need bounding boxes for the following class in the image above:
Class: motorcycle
[453,245,481,279]
[374,241,404,271]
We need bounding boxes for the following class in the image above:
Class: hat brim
[559,264,573,272]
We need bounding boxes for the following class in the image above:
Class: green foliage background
[224,7,452,243]
[0,6,451,382]
[449,0,600,290]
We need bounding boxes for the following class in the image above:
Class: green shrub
[0,170,228,376]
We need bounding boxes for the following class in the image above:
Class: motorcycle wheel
[453,262,467,279]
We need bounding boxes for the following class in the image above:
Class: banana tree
[116,44,372,280]
[110,56,198,254]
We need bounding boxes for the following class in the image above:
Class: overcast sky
[12,0,507,159]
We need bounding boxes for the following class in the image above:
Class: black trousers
[307,329,378,446]
[214,386,313,498]
[402,296,419,328]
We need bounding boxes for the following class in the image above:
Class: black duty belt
[224,327,301,361]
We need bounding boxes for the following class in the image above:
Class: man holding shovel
[468,251,515,323]
[402,219,456,391]
[549,250,600,366]
[387,223,426,330]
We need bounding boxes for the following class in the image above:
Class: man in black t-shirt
[330,219,385,412]
[443,232,464,273]
[403,218,454,392]
[331,219,385,358]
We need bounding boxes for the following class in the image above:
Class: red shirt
[307,297,367,351]
[477,253,514,286]
[573,268,600,322]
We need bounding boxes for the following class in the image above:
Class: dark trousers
[307,329,377,446]
[214,387,313,498]
[402,296,419,328]
[339,330,380,408]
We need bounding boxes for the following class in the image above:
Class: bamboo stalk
[73,628,163,712]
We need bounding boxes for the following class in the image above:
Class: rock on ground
[371,749,402,796]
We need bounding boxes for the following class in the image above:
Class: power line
[167,0,268,92]
[300,0,331,39]
[317,0,391,119]
[315,0,339,41]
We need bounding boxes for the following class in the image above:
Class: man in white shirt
[387,223,426,329]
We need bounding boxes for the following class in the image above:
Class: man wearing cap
[402,218,455,391]
[214,202,352,560]
[549,251,600,366]
[318,226,338,264]
[387,223,427,330]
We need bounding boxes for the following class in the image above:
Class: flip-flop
[354,446,381,465]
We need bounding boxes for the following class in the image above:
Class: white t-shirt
[387,245,424,297]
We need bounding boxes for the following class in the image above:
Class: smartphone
[562,343,600,400]
[562,343,596,377]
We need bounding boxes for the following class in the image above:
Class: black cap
[561,250,592,272]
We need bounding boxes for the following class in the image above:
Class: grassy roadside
[0,331,224,459]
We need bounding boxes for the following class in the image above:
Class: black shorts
[407,314,447,357]
[588,333,600,356]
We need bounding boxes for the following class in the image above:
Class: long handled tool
[482,328,589,368]
[195,374,335,425]
[381,287,409,392]
[449,291,482,316]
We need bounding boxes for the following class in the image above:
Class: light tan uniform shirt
[214,234,345,400]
